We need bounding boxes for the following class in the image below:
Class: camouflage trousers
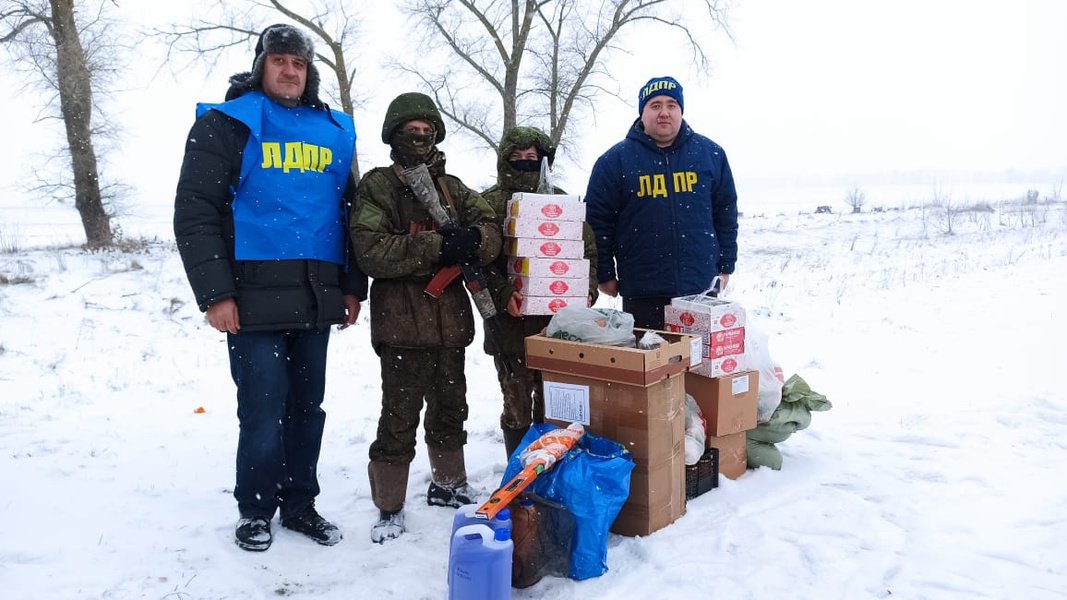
[492,353,544,431]
[368,345,469,464]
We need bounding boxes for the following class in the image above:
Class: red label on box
[549,298,568,312]
[541,204,563,218]
[711,328,745,345]
[720,313,738,327]
[538,222,560,236]
[679,312,695,327]
[540,241,561,256]
[549,261,570,276]
[707,341,744,359]
[513,276,576,296]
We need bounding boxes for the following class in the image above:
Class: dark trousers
[369,345,469,463]
[493,353,544,431]
[623,295,673,330]
[227,328,330,520]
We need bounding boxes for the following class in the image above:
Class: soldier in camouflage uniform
[481,126,598,457]
[350,92,502,543]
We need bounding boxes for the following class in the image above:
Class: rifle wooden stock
[423,265,463,298]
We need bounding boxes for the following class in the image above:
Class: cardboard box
[508,193,586,221]
[517,295,588,316]
[705,327,746,358]
[707,431,747,480]
[689,353,748,378]
[511,274,586,297]
[664,295,746,334]
[507,256,589,279]
[669,325,746,359]
[506,236,584,259]
[541,371,686,536]
[611,449,686,537]
[526,329,702,387]
[504,217,584,240]
[685,370,758,437]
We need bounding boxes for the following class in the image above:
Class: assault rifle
[401,164,514,377]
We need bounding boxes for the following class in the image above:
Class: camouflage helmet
[497,126,556,171]
[381,92,446,144]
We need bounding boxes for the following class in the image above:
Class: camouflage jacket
[479,184,599,355]
[351,165,501,353]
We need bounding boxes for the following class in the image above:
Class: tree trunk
[50,0,112,248]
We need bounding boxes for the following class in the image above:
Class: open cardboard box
[525,328,702,387]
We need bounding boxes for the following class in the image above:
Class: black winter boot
[427,481,477,508]
[427,447,480,508]
[281,504,342,546]
[235,516,272,551]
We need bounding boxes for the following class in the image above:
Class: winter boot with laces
[235,516,272,552]
[370,509,405,544]
[280,503,342,546]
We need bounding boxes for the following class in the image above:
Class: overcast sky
[1,0,1064,215]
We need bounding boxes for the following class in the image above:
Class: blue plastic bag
[502,423,634,580]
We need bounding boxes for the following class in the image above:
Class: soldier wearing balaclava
[348,92,502,543]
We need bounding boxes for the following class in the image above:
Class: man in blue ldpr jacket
[585,76,739,329]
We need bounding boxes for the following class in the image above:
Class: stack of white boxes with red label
[663,294,748,377]
[504,193,589,315]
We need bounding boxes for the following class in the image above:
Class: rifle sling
[436,177,459,221]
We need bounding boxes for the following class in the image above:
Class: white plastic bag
[637,330,666,349]
[545,306,635,346]
[744,324,785,422]
[683,393,707,465]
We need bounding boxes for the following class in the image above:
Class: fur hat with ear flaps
[380,92,446,144]
[225,23,323,108]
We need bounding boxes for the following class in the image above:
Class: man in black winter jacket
[173,23,367,552]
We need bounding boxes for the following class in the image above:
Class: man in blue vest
[174,23,367,552]
[585,76,739,329]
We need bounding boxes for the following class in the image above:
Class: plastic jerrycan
[452,504,511,536]
[448,523,513,600]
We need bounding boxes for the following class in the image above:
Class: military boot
[368,460,409,542]
[427,447,478,508]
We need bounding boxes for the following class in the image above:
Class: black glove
[439,225,481,266]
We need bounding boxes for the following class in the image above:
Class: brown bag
[508,494,577,588]
[509,498,543,588]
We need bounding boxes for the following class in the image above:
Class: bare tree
[844,186,867,214]
[397,0,732,155]
[155,0,367,176]
[1,0,122,248]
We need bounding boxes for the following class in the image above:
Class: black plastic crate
[685,447,719,499]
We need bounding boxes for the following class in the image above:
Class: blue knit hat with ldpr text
[638,76,684,114]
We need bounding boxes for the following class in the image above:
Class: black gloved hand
[439,225,481,266]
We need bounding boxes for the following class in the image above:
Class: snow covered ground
[1,196,1065,599]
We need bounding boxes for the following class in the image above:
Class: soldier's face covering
[390,120,436,168]
[509,159,541,173]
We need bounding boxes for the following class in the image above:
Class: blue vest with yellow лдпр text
[196,92,356,264]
